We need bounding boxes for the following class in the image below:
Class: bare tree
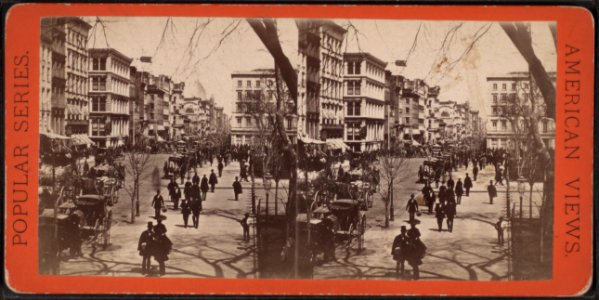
[122,141,152,223]
[246,19,299,224]
[378,143,407,228]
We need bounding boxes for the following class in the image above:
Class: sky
[84,17,556,119]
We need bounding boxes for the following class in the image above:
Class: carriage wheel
[357,216,366,251]
[102,211,112,249]
[346,223,355,248]
[112,186,119,204]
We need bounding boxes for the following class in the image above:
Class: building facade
[64,17,92,136]
[398,78,429,144]
[144,74,172,141]
[297,20,346,142]
[486,72,556,150]
[88,48,132,147]
[41,18,67,136]
[230,69,296,146]
[343,52,387,152]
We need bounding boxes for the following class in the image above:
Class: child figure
[239,213,250,241]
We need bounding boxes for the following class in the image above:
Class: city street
[58,154,509,280]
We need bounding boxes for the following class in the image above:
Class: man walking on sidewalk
[464,173,473,196]
[487,180,497,204]
[200,175,209,201]
[406,194,419,223]
[232,177,242,201]
[434,202,445,232]
[151,190,165,220]
[472,165,479,181]
[209,170,218,193]
[445,200,456,232]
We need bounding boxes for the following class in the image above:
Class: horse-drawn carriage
[40,188,113,255]
[296,198,367,264]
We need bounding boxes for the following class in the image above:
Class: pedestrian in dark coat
[190,199,202,229]
[218,161,224,178]
[405,194,419,222]
[464,174,473,196]
[438,185,447,204]
[200,175,209,201]
[434,202,445,232]
[151,190,165,220]
[138,222,154,274]
[406,222,425,280]
[455,179,464,205]
[391,226,409,277]
[421,182,433,214]
[487,180,497,204]
[447,176,455,190]
[472,165,479,181]
[152,231,172,276]
[192,172,200,185]
[180,200,191,228]
[232,177,242,201]
[445,201,456,232]
[171,186,181,210]
[209,170,218,193]
[184,181,192,200]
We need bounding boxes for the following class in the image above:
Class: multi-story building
[41,18,67,136]
[297,20,346,142]
[425,86,441,144]
[343,52,387,152]
[170,82,186,139]
[385,71,404,146]
[437,100,457,142]
[398,78,429,144]
[144,74,172,141]
[88,48,132,147]
[40,19,54,134]
[486,72,556,149]
[230,69,296,146]
[64,17,92,136]
[128,66,149,145]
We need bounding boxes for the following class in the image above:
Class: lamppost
[263,172,272,218]
[517,177,526,219]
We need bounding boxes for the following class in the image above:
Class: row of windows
[67,73,87,95]
[68,49,87,73]
[67,28,87,49]
[346,81,361,95]
[236,79,274,89]
[346,61,361,75]
[492,82,530,91]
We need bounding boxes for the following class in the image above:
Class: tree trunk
[384,199,390,228]
[500,22,556,119]
[131,183,136,223]
[135,177,141,217]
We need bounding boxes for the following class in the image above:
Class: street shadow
[428,228,448,232]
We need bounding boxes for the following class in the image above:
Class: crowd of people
[392,147,510,279]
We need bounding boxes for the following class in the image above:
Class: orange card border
[3,3,594,296]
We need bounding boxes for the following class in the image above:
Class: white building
[297,20,346,142]
[486,72,556,150]
[343,52,387,152]
[88,48,132,148]
[230,69,296,146]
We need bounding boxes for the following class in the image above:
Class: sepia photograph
[37,16,556,281]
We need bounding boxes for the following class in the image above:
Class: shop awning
[40,131,70,140]
[298,135,324,144]
[326,138,350,150]
[70,134,94,145]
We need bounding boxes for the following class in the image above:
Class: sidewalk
[57,157,259,278]
[313,163,510,280]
